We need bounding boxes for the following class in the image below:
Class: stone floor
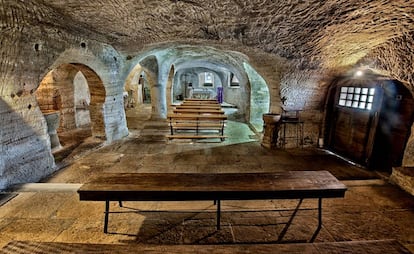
[0,105,413,252]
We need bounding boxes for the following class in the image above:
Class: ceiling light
[355,70,364,77]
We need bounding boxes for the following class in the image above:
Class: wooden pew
[174,105,222,110]
[2,240,411,254]
[167,113,227,141]
[173,108,225,114]
[78,171,347,242]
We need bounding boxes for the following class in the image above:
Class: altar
[192,88,214,99]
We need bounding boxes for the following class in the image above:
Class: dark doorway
[369,81,414,170]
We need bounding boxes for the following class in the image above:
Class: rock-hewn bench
[2,240,411,254]
[167,113,227,141]
[78,171,347,242]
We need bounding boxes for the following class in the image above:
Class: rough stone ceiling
[38,0,413,68]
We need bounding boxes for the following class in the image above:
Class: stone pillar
[150,83,166,119]
[44,111,62,151]
[89,103,106,139]
[261,113,281,149]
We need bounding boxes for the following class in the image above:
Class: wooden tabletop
[78,171,347,201]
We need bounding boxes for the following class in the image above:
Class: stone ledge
[390,167,414,196]
[7,183,82,192]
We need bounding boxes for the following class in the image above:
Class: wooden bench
[78,171,347,242]
[173,108,225,114]
[175,103,221,106]
[174,105,223,110]
[2,240,411,253]
[167,113,227,141]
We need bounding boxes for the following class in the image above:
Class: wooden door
[326,78,413,171]
[327,84,379,165]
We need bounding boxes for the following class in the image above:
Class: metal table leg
[310,198,322,242]
[104,200,110,233]
[169,118,174,135]
[216,199,221,230]
[317,198,322,229]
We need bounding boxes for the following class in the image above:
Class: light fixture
[355,70,364,77]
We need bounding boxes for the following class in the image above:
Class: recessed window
[199,72,214,88]
[229,73,240,88]
[338,86,375,110]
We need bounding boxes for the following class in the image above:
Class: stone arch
[37,63,106,141]
[124,44,272,124]
[173,67,223,101]
[243,62,270,132]
[124,55,160,117]
[71,63,106,139]
[38,47,128,143]
[124,64,154,108]
[172,57,271,131]
[73,71,91,128]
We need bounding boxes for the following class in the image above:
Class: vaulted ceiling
[36,0,413,70]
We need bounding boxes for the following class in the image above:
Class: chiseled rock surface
[38,1,413,69]
[0,0,414,189]
[391,167,414,195]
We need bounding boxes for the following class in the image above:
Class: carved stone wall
[1,0,414,190]
[0,1,128,189]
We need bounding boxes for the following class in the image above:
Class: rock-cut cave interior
[0,1,413,253]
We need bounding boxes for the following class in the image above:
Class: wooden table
[78,171,347,241]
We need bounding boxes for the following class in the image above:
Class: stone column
[150,83,166,119]
[44,111,62,151]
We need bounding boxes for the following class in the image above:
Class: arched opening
[172,68,223,103]
[74,71,91,128]
[244,62,270,132]
[36,63,106,160]
[124,66,152,109]
[125,65,155,102]
[169,60,269,134]
[325,73,414,172]
[124,45,270,142]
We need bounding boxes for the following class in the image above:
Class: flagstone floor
[0,105,412,253]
